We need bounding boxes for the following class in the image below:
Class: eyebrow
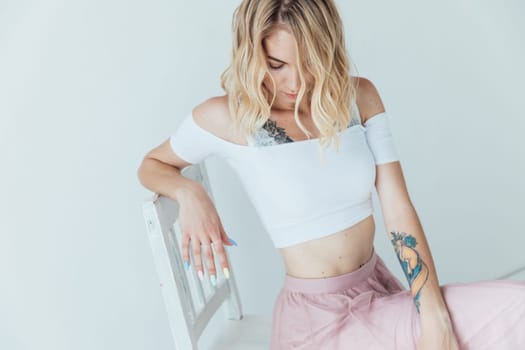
[267,55,287,64]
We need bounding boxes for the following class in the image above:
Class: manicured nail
[228,238,238,246]
[223,267,230,279]
[210,274,216,287]
[198,270,204,281]
[184,261,189,271]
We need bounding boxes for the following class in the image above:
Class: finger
[215,229,231,280]
[217,221,230,246]
[219,221,234,247]
[215,244,230,279]
[201,240,217,281]
[181,233,191,270]
[191,239,204,281]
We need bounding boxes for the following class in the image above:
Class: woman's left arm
[357,77,460,349]
[376,161,460,350]
[376,160,447,319]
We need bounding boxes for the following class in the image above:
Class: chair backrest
[141,163,243,350]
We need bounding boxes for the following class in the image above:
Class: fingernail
[223,267,230,279]
[198,270,204,281]
[228,238,238,246]
[184,261,189,271]
[210,274,216,287]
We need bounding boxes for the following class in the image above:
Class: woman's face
[262,27,313,112]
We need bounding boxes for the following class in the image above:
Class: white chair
[141,163,272,350]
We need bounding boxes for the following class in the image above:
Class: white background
[1,0,524,349]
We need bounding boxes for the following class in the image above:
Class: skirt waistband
[283,247,378,294]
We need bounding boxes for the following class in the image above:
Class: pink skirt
[270,247,525,349]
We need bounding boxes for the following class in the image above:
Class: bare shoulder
[192,94,232,136]
[140,95,234,170]
[354,76,386,124]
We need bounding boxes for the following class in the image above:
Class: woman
[137,1,525,349]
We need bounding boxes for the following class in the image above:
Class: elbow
[136,157,150,186]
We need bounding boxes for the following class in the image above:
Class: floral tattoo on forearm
[389,231,429,313]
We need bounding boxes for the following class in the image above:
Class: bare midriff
[278,214,376,279]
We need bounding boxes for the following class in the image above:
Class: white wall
[1,0,523,349]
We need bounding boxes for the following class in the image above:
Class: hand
[176,182,236,285]
[417,314,461,350]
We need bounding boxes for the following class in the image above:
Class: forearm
[384,204,449,323]
[137,157,197,201]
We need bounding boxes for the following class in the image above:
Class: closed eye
[269,64,284,70]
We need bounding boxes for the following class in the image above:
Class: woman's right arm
[136,102,236,285]
[136,139,197,202]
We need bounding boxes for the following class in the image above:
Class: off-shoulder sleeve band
[363,111,400,165]
[169,112,221,164]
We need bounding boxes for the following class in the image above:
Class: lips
[284,92,298,100]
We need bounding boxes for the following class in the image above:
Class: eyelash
[269,64,283,70]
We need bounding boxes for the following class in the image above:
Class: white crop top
[169,100,399,248]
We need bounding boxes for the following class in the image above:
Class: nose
[287,68,300,93]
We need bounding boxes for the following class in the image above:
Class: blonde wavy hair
[220,0,359,158]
